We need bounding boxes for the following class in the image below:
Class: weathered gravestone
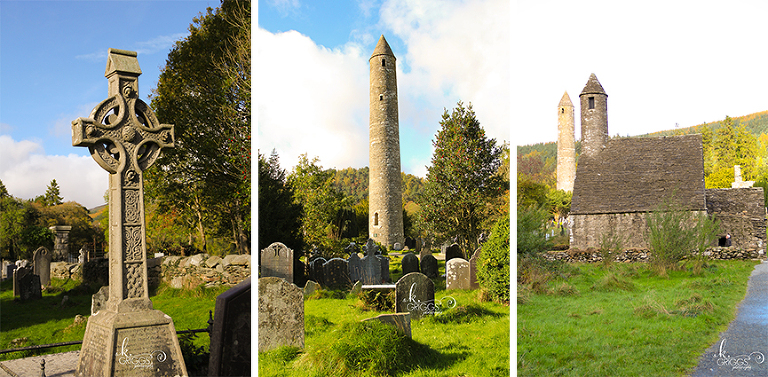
[446,258,470,290]
[33,247,52,287]
[469,248,482,289]
[91,285,109,316]
[258,277,304,352]
[6,263,16,283]
[209,277,250,377]
[401,253,420,275]
[420,254,438,279]
[445,243,464,262]
[13,266,42,301]
[379,255,391,283]
[347,252,362,283]
[395,272,435,319]
[260,242,294,283]
[323,258,351,289]
[303,280,320,297]
[72,48,187,377]
[309,257,326,287]
[361,239,383,284]
[49,225,72,261]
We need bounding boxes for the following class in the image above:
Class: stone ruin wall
[50,253,251,289]
[570,212,660,250]
[706,187,767,253]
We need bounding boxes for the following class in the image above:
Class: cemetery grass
[0,278,228,361]
[259,286,510,377]
[517,260,759,376]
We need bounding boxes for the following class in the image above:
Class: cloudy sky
[257,0,511,178]
[515,0,768,146]
[0,1,219,209]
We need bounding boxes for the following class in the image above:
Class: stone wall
[544,247,764,263]
[705,187,766,253]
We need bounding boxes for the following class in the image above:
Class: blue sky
[257,0,511,179]
[0,0,219,208]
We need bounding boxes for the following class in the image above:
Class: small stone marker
[379,255,391,283]
[362,312,412,338]
[33,247,52,287]
[323,258,351,289]
[395,272,435,319]
[445,243,464,262]
[303,280,320,297]
[260,242,294,283]
[347,252,362,283]
[361,239,383,284]
[209,277,251,377]
[446,258,470,290]
[469,248,482,289]
[401,253,420,275]
[91,285,109,315]
[309,257,326,287]
[14,266,42,301]
[351,280,362,295]
[420,254,438,279]
[48,225,72,261]
[258,277,304,352]
[72,49,186,377]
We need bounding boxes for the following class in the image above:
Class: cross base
[76,309,188,377]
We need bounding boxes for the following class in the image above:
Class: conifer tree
[44,179,63,206]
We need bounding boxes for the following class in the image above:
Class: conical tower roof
[559,91,573,107]
[580,73,606,96]
[371,35,395,59]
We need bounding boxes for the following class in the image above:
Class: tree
[417,101,505,253]
[43,179,64,206]
[147,0,251,255]
[477,213,510,303]
[258,150,303,251]
[0,179,9,199]
[0,196,53,260]
[705,116,759,188]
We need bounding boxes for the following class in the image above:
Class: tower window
[561,108,564,114]
[379,94,383,101]
[588,97,595,109]
[373,213,379,226]
[381,58,386,67]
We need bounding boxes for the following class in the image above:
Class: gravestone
[13,266,42,300]
[33,247,52,287]
[309,257,326,287]
[91,285,109,315]
[379,255,391,283]
[323,258,351,289]
[361,239,383,284]
[209,277,251,377]
[13,266,31,296]
[49,225,72,261]
[395,272,435,319]
[260,242,294,283]
[445,243,464,262]
[362,313,411,338]
[303,280,319,297]
[469,248,482,289]
[72,49,187,377]
[401,253,420,275]
[347,252,362,283]
[351,280,362,295]
[446,258,470,290]
[420,254,439,279]
[258,277,304,352]
[6,263,16,284]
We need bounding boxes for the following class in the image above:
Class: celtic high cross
[72,48,174,312]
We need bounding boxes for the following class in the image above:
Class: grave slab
[446,258,470,290]
[395,272,435,319]
[362,313,412,338]
[258,277,304,352]
[209,276,250,377]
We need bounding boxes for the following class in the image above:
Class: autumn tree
[417,102,505,253]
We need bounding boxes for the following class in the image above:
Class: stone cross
[71,49,186,376]
[732,165,755,188]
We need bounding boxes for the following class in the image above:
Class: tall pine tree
[44,179,63,206]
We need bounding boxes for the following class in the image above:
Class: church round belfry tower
[579,73,608,158]
[557,91,575,192]
[368,35,404,249]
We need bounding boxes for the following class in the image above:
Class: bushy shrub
[477,213,510,303]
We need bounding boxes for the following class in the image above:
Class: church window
[588,97,595,109]
[374,213,379,226]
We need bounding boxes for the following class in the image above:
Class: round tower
[579,73,608,158]
[368,35,404,249]
[557,91,575,192]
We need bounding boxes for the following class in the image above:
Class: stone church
[564,74,766,254]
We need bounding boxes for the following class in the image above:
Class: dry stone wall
[544,247,764,263]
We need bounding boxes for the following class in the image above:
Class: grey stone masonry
[49,225,72,261]
[557,91,575,192]
[579,73,608,158]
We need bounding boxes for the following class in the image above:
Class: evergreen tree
[258,150,303,251]
[417,101,505,253]
[0,179,9,199]
[43,179,64,206]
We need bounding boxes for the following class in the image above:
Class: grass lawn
[517,260,760,376]
[0,277,229,361]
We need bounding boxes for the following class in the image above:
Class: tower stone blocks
[369,35,404,248]
[557,91,575,192]
[579,73,608,158]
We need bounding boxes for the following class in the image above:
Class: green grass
[518,260,759,376]
[259,286,510,377]
[0,278,228,361]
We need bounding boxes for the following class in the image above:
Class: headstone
[445,243,464,262]
[209,277,251,377]
[395,272,435,319]
[91,285,109,315]
[33,247,52,287]
[309,257,326,287]
[303,280,319,297]
[72,49,187,377]
[260,242,294,283]
[378,255,391,283]
[420,254,439,279]
[362,313,412,338]
[347,252,362,283]
[258,277,304,352]
[446,258,470,290]
[361,239,383,284]
[14,266,42,300]
[351,280,362,295]
[401,253,420,275]
[393,242,403,251]
[323,258,351,290]
[48,225,72,261]
[6,263,16,283]
[469,248,482,289]
[404,237,416,250]
[13,266,31,296]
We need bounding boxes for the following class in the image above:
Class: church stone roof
[371,35,395,59]
[571,134,706,215]
[580,73,607,96]
[558,91,573,107]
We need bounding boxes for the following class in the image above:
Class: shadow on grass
[0,279,98,334]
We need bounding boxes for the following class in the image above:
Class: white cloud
[0,135,108,209]
[267,0,302,17]
[50,102,99,139]
[134,33,189,55]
